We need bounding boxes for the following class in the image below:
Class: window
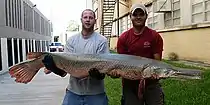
[164,12,172,28]
[95,8,98,19]
[7,38,13,67]
[147,17,153,28]
[205,0,210,21]
[153,15,159,29]
[147,5,153,28]
[192,0,210,23]
[19,39,23,62]
[127,15,132,29]
[192,0,204,23]
[13,38,19,64]
[146,4,160,30]
[173,0,180,25]
[34,11,41,34]
[93,0,98,10]
[23,1,33,32]
[120,17,127,33]
[164,0,180,28]
[41,17,45,35]
[147,15,159,29]
[5,0,22,29]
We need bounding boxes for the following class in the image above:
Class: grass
[104,56,210,105]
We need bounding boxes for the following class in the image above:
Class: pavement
[0,69,70,105]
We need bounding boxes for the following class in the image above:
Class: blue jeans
[62,89,108,105]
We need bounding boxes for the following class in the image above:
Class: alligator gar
[9,52,203,84]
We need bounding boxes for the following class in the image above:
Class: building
[92,0,210,63]
[0,0,53,74]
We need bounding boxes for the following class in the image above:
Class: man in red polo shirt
[115,3,164,105]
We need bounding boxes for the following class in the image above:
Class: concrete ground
[0,69,70,105]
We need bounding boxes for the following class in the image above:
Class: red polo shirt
[117,27,164,93]
[117,26,163,59]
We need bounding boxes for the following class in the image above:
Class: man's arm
[154,53,162,61]
[96,39,110,54]
[117,33,129,54]
[152,33,164,61]
[89,39,110,80]
[43,38,74,76]
[42,54,67,77]
[150,33,164,79]
[107,33,128,78]
[64,38,74,53]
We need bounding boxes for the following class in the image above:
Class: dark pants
[121,79,164,105]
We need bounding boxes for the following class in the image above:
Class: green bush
[168,52,179,61]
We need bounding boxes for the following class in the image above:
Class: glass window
[192,2,203,14]
[192,13,204,23]
[205,11,210,21]
[164,0,180,28]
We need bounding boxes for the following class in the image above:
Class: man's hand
[44,68,52,74]
[88,68,105,80]
[42,54,67,77]
[149,73,160,80]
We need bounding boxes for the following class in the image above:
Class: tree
[54,36,59,42]
[66,20,79,32]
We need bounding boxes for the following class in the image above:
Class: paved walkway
[0,69,69,105]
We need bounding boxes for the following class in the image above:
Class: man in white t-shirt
[42,9,110,105]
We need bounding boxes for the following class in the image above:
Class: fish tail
[9,58,43,84]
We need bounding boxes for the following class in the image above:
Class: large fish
[9,52,203,84]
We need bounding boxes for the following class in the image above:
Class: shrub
[168,52,179,61]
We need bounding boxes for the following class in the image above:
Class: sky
[30,0,91,36]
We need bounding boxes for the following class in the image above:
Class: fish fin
[9,58,43,84]
[27,52,44,60]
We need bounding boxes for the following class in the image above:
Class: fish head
[142,65,175,78]
[167,68,203,80]
[142,64,203,80]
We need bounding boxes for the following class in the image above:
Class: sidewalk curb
[0,71,8,76]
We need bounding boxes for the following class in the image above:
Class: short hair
[81,9,96,18]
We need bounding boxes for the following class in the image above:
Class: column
[1,38,8,72]
[22,39,26,61]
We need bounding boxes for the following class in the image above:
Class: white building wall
[0,38,8,74]
[11,38,15,65]
[86,0,93,9]
[180,0,192,26]
[0,0,5,26]
[22,39,26,61]
[158,13,165,29]
[33,39,36,52]
[0,0,53,74]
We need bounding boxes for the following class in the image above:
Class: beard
[82,24,94,31]
[132,20,146,27]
